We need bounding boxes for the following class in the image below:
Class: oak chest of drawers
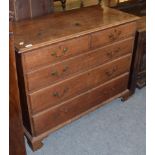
[13,6,139,151]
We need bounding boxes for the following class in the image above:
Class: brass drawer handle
[108,34,115,41]
[51,47,68,57]
[51,66,69,77]
[53,87,69,98]
[115,29,121,36]
[105,66,118,77]
[108,29,122,41]
[51,51,56,56]
[53,92,59,97]
[63,47,68,53]
[51,71,58,76]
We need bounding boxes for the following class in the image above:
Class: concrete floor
[26,88,146,155]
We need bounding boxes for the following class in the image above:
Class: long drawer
[32,73,129,135]
[23,35,90,72]
[29,54,132,114]
[91,22,136,49]
[26,38,134,92]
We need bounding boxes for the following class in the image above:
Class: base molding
[25,89,131,151]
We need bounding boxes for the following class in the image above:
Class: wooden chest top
[13,6,139,53]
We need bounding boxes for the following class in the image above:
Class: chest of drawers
[13,6,139,151]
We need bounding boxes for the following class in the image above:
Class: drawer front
[23,35,90,72]
[91,22,136,49]
[29,54,132,114]
[26,38,134,92]
[32,73,129,135]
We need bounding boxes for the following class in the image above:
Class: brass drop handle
[108,29,122,41]
[63,47,68,53]
[53,92,59,97]
[105,66,118,76]
[53,87,69,98]
[51,66,69,77]
[51,71,58,76]
[56,47,68,57]
[108,34,115,41]
[51,51,56,56]
[51,47,68,57]
[115,29,121,36]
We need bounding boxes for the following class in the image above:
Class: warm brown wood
[33,73,129,135]
[24,127,43,151]
[13,6,139,52]
[9,11,26,155]
[26,38,134,92]
[29,54,131,114]
[14,6,139,151]
[112,2,146,94]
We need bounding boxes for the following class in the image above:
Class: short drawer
[32,73,129,135]
[23,35,90,72]
[29,54,132,114]
[26,38,134,92]
[91,22,136,49]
